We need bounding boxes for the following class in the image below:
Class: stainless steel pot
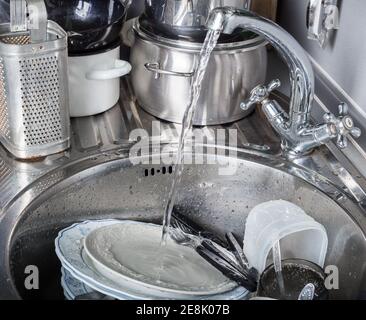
[145,0,251,29]
[130,21,267,125]
[143,0,251,41]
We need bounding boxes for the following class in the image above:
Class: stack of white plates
[61,267,95,300]
[55,219,249,300]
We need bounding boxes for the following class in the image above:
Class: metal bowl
[45,0,128,54]
[143,0,250,40]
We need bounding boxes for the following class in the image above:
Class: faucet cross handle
[240,79,281,111]
[323,103,361,149]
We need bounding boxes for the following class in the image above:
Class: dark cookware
[257,259,329,300]
[44,0,129,54]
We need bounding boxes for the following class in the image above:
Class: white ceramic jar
[68,43,132,117]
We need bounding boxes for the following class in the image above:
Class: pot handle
[86,60,132,81]
[145,62,194,78]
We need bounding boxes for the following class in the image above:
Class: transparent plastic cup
[243,200,328,273]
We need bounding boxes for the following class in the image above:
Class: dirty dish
[55,220,249,300]
[61,267,96,300]
[84,222,237,296]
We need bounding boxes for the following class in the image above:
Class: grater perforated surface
[19,55,63,146]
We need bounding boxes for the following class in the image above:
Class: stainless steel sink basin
[1,147,366,299]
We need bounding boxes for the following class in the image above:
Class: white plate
[55,220,249,300]
[61,267,95,300]
[56,220,150,300]
[84,221,237,296]
[60,262,248,301]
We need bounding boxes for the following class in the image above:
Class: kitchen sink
[1,146,366,299]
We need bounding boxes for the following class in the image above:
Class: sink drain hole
[144,166,173,177]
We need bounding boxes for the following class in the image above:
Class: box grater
[0,0,70,159]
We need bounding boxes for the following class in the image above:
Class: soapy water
[161,29,222,244]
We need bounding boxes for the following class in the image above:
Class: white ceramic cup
[68,44,132,117]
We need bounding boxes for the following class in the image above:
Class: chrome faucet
[206,7,361,158]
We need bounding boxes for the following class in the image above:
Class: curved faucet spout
[207,7,315,131]
[206,7,360,157]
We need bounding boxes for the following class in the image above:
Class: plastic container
[243,200,328,273]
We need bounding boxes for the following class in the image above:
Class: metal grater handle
[10,0,27,32]
[10,0,48,43]
[27,0,48,43]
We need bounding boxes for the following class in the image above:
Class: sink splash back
[278,0,366,176]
